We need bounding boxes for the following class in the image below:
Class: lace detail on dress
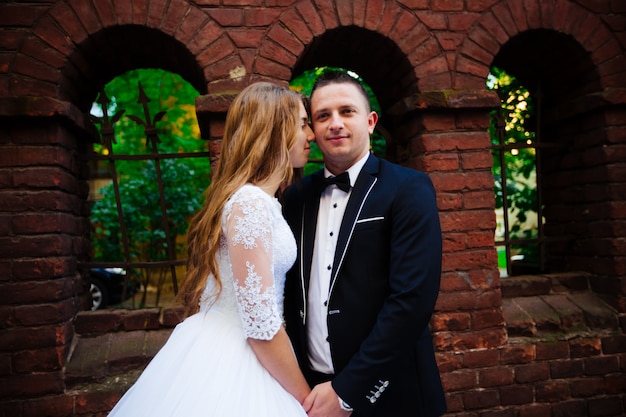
[231,198,272,252]
[233,261,281,339]
[198,184,296,340]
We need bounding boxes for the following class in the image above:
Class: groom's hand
[303,381,352,417]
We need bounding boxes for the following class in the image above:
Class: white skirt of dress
[108,308,307,417]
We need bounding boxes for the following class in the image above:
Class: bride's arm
[248,328,310,404]
[225,194,310,403]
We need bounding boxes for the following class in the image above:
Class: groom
[283,70,446,417]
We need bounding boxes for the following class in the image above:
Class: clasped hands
[302,381,352,417]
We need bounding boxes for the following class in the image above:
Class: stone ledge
[501,273,620,338]
[388,89,501,117]
[74,306,184,336]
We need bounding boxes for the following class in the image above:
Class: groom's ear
[367,111,378,134]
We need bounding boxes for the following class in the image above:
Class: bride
[108,82,314,416]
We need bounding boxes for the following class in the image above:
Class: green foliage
[90,69,209,266]
[91,159,206,262]
[488,66,539,267]
[92,69,207,171]
[290,67,386,175]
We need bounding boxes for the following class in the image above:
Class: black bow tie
[321,171,351,192]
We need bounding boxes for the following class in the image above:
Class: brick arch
[455,0,622,90]
[493,29,600,104]
[11,0,239,110]
[454,0,626,310]
[254,0,448,107]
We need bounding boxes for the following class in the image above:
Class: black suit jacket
[283,155,446,417]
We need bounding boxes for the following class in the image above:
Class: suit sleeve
[332,172,442,414]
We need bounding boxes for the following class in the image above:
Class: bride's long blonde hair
[178,82,302,317]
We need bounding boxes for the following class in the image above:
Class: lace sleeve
[225,193,282,340]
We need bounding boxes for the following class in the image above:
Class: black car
[89,268,139,310]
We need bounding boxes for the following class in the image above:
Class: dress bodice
[199,184,296,340]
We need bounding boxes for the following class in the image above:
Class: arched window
[85,69,210,310]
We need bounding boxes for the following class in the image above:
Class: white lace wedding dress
[108,184,307,417]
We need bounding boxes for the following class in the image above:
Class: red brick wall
[1,0,624,416]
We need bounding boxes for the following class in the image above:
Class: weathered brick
[500,344,534,365]
[435,351,463,373]
[74,390,125,415]
[0,279,75,306]
[430,311,471,332]
[259,39,297,67]
[463,388,499,409]
[22,393,73,417]
[296,1,326,35]
[570,338,602,358]
[605,373,626,395]
[552,399,587,417]
[518,403,551,417]
[14,299,76,326]
[176,7,209,44]
[514,362,550,383]
[506,0,529,32]
[315,0,339,29]
[431,171,494,194]
[464,348,499,368]
[584,355,620,375]
[376,0,402,36]
[473,308,504,330]
[586,396,623,416]
[448,12,480,31]
[569,377,604,398]
[111,0,133,25]
[278,9,313,44]
[443,249,500,270]
[13,347,64,373]
[266,24,304,57]
[431,0,464,12]
[500,384,533,405]
[443,391,464,412]
[422,153,459,171]
[73,310,123,335]
[551,359,585,379]
[479,12,508,45]
[536,341,569,361]
[602,336,626,354]
[460,151,493,170]
[48,3,88,44]
[433,327,506,351]
[1,371,65,397]
[440,369,477,392]
[12,258,74,280]
[479,366,514,387]
[120,308,161,331]
[536,380,570,402]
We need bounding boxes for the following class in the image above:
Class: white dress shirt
[307,153,369,374]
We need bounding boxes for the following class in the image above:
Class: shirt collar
[323,152,370,188]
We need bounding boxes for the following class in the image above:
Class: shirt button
[327,265,331,270]
[333,203,337,208]
[329,231,334,237]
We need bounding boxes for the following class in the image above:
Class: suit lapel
[329,155,380,294]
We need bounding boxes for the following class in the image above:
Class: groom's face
[310,82,378,175]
